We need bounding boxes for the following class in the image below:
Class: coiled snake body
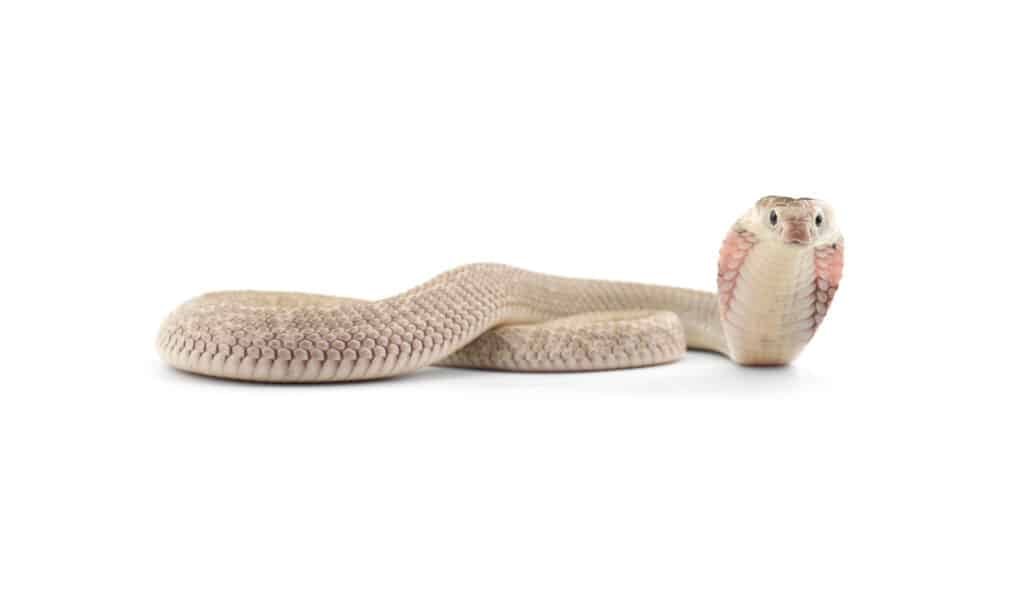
[158,196,844,382]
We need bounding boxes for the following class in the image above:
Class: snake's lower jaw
[717,229,844,367]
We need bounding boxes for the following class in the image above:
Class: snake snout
[781,220,813,245]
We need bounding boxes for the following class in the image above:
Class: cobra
[157,196,844,381]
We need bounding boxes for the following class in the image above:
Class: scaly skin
[157,196,843,382]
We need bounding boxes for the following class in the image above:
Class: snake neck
[717,228,844,366]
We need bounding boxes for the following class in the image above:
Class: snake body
[157,196,844,382]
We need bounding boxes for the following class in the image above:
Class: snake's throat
[717,229,844,366]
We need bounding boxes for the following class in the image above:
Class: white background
[2,1,1022,612]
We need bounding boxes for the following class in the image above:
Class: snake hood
[717,196,845,366]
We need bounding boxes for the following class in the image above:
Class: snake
[157,196,844,382]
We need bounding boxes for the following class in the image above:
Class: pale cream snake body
[157,196,844,382]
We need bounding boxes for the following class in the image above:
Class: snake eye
[815,212,824,227]
[769,210,778,226]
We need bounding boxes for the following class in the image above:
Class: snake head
[745,195,842,248]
